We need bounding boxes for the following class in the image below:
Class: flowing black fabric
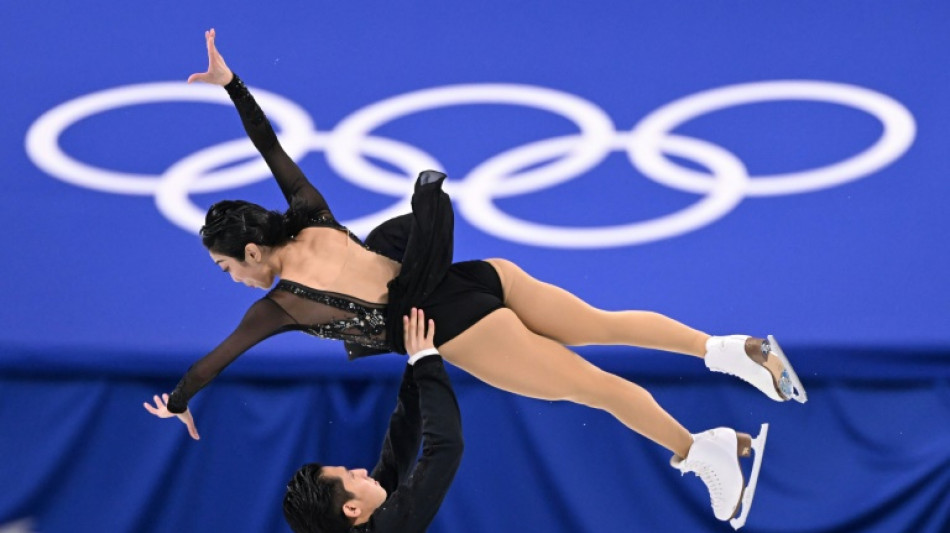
[357,171,455,357]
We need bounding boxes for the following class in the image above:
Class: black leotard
[166,75,502,414]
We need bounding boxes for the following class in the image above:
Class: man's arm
[366,310,463,533]
[370,364,422,493]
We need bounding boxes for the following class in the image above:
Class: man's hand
[143,393,201,440]
[403,308,436,357]
[187,28,233,86]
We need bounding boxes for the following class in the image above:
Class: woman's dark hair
[283,463,356,533]
[200,200,308,260]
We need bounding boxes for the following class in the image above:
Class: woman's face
[209,248,275,289]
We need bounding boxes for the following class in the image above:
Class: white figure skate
[671,424,769,530]
[705,335,808,403]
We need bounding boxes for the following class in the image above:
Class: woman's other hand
[143,393,201,440]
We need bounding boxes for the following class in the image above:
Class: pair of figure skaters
[144,29,807,532]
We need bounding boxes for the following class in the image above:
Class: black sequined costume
[167,75,503,414]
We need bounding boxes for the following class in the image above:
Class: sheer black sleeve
[360,356,463,533]
[166,297,297,414]
[224,74,332,217]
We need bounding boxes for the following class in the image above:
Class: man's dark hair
[283,463,356,533]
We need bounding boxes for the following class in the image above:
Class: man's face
[322,466,387,515]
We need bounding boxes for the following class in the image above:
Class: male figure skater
[282,308,463,533]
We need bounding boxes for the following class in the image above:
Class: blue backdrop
[1,1,948,532]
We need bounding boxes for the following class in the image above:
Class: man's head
[283,463,388,533]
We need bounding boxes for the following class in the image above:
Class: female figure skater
[145,29,806,528]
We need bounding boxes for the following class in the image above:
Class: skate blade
[730,423,768,530]
[768,335,808,403]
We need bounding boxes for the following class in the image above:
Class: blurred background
[2,1,948,531]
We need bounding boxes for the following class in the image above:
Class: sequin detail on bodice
[274,280,389,349]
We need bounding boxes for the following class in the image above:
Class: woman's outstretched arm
[188,28,331,215]
[164,297,297,415]
[143,296,297,440]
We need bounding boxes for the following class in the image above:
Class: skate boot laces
[671,428,744,521]
[680,459,730,512]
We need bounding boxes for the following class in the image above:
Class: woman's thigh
[485,258,618,345]
[438,307,615,403]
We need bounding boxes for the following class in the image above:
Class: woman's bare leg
[486,258,709,357]
[485,258,788,386]
[439,308,693,457]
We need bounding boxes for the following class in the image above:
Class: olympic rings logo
[25,80,915,248]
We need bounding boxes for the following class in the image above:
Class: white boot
[705,335,807,403]
[672,424,769,530]
[671,428,745,521]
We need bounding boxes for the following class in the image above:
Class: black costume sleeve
[224,74,332,216]
[166,297,297,413]
[370,365,422,493]
[359,356,463,533]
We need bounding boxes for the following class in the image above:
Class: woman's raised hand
[143,393,201,440]
[187,28,233,86]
